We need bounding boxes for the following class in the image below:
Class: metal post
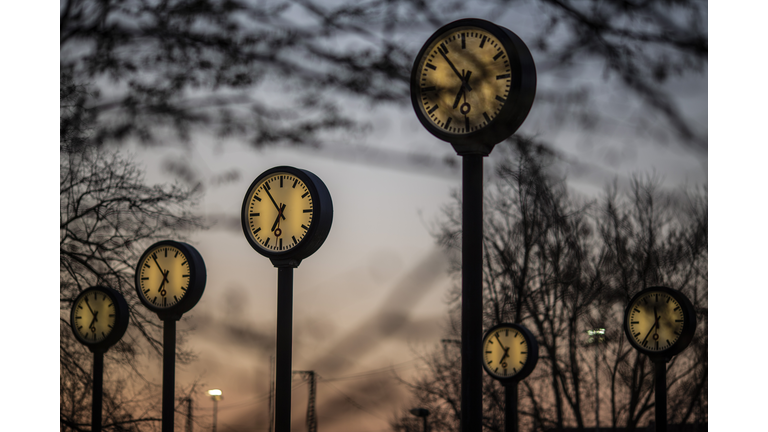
[595,347,599,432]
[275,266,294,432]
[92,350,104,432]
[654,359,667,432]
[212,399,218,432]
[186,397,194,432]
[163,319,177,432]
[505,382,518,432]
[461,155,484,432]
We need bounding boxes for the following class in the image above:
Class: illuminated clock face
[72,289,117,344]
[482,325,530,379]
[416,26,512,136]
[243,172,314,253]
[626,290,686,352]
[137,244,191,309]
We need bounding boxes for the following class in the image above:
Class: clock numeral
[493,51,504,61]
[280,176,284,187]
[674,306,680,311]
[488,340,493,345]
[634,332,640,338]
[425,63,436,71]
[444,117,453,129]
[143,289,150,295]
[480,35,487,48]
[461,33,466,49]
[293,179,298,188]
[513,368,517,373]
[485,351,492,354]
[428,105,439,115]
[495,95,507,103]
[144,263,151,269]
[182,274,190,278]
[109,314,115,317]
[675,319,683,322]
[76,316,81,320]
[301,224,309,231]
[520,340,525,345]
[465,116,470,132]
[631,321,639,324]
[496,73,511,80]
[279,238,283,249]
[254,227,262,234]
[521,352,527,355]
[302,192,309,198]
[292,236,298,244]
[254,195,262,202]
[181,261,187,266]
[250,213,259,217]
[265,238,271,246]
[483,112,491,124]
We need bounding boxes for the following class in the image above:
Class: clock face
[72,289,117,344]
[243,172,314,253]
[137,244,191,309]
[482,324,539,381]
[416,25,512,136]
[626,290,686,353]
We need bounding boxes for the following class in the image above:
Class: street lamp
[207,389,223,432]
[585,328,606,432]
[409,408,430,432]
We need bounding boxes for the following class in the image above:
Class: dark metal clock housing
[410,18,537,156]
[241,166,333,267]
[481,322,539,383]
[70,286,130,353]
[134,240,207,320]
[623,286,697,360]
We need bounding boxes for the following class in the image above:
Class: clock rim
[134,240,207,319]
[481,322,539,383]
[409,18,537,155]
[622,286,697,359]
[241,166,333,265]
[70,285,129,352]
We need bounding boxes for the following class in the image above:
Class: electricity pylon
[293,370,317,432]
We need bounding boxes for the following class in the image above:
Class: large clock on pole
[241,166,333,267]
[410,18,536,155]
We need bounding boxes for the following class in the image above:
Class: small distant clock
[241,166,333,266]
[70,286,129,352]
[135,240,206,319]
[410,18,536,155]
[623,286,696,359]
[481,323,539,382]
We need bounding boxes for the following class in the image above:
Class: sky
[3,1,764,431]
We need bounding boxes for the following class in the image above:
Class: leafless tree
[392,144,707,432]
[60,145,205,431]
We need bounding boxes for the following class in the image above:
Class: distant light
[208,389,223,397]
[586,328,605,336]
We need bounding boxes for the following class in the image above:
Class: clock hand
[642,313,661,344]
[264,188,287,220]
[84,296,95,315]
[271,204,286,233]
[500,346,510,363]
[89,311,99,332]
[152,255,165,274]
[158,270,169,294]
[495,334,507,351]
[438,49,472,92]
[452,86,465,109]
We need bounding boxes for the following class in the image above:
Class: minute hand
[438,50,472,91]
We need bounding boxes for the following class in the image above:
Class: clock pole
[92,350,104,432]
[162,318,177,432]
[274,265,295,432]
[504,381,518,432]
[461,154,484,432]
[654,358,667,432]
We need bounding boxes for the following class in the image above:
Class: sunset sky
[8,1,764,431]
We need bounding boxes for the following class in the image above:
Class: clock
[241,166,333,266]
[623,286,696,359]
[410,18,536,155]
[135,240,206,319]
[481,323,539,382]
[70,286,129,352]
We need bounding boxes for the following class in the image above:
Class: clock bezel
[241,166,333,267]
[623,286,697,360]
[70,286,129,353]
[481,322,539,383]
[134,240,207,320]
[410,18,537,156]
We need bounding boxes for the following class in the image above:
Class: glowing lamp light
[207,389,223,401]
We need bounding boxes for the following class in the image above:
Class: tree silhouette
[61,0,707,159]
[392,144,707,431]
[60,145,204,431]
